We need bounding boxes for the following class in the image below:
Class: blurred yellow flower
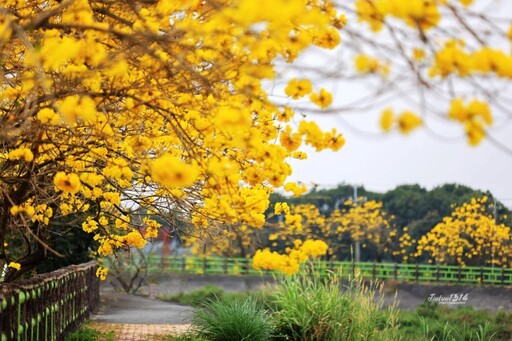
[54,172,81,194]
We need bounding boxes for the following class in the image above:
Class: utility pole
[492,197,498,268]
[353,185,360,263]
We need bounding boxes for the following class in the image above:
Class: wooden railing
[0,261,99,341]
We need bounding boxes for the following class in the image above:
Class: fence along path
[143,256,512,286]
[0,261,99,341]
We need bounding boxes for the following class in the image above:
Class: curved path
[90,291,193,340]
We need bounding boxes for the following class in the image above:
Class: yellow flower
[8,148,34,162]
[54,172,81,194]
[313,27,341,49]
[465,120,485,146]
[284,182,307,197]
[398,111,422,134]
[467,100,492,125]
[333,14,348,29]
[412,48,425,61]
[276,106,294,122]
[150,155,199,188]
[82,218,99,233]
[285,78,312,99]
[355,54,380,74]
[36,108,61,125]
[96,266,109,280]
[57,95,98,124]
[279,126,302,152]
[275,202,290,215]
[124,231,147,249]
[448,98,469,122]
[291,151,307,160]
[8,262,21,271]
[380,108,394,132]
[309,88,332,109]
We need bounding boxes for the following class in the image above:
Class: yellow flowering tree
[0,0,345,282]
[247,200,413,273]
[326,200,408,262]
[415,197,512,266]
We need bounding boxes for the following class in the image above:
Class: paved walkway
[90,291,194,340]
[89,322,191,341]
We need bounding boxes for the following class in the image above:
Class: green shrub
[192,297,274,341]
[65,328,100,341]
[270,268,400,341]
[65,327,114,341]
[397,304,512,341]
[161,285,225,307]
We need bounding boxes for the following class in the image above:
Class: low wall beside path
[0,261,100,341]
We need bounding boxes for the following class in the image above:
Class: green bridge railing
[0,261,99,341]
[145,256,512,286]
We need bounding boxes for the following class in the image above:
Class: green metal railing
[145,256,512,286]
[0,261,99,341]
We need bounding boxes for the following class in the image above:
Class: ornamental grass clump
[192,297,274,341]
[271,267,400,341]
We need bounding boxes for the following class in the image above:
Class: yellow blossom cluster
[356,0,441,32]
[354,54,389,77]
[8,148,34,162]
[54,172,82,194]
[448,99,492,146]
[392,229,415,262]
[96,266,109,281]
[283,182,308,197]
[285,79,334,110]
[8,262,21,271]
[430,41,512,79]
[253,239,328,274]
[416,197,512,266]
[380,108,423,134]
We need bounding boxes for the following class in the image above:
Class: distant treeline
[270,183,512,242]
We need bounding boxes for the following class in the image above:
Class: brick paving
[89,322,192,341]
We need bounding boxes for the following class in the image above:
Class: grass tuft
[192,297,274,341]
[270,266,400,341]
